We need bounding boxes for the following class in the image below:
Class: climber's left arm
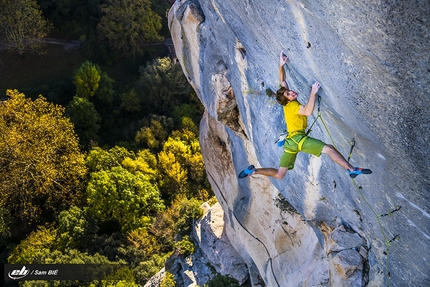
[279,51,289,89]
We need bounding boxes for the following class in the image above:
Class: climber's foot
[348,167,372,179]
[238,165,256,179]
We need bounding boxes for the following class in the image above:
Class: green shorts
[279,134,325,170]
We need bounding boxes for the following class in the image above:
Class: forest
[0,0,238,286]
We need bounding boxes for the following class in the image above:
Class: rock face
[168,0,430,286]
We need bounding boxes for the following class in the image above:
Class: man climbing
[239,51,372,180]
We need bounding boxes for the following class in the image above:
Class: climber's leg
[321,144,354,171]
[254,167,288,180]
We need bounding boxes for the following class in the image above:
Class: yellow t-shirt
[283,100,307,134]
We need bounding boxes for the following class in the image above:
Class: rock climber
[239,51,372,180]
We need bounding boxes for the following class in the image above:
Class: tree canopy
[0,90,87,232]
[97,0,163,57]
[66,96,101,146]
[0,0,52,54]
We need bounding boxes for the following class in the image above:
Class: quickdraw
[378,205,402,218]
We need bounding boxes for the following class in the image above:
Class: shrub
[206,274,240,287]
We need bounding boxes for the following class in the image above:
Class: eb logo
[8,266,30,280]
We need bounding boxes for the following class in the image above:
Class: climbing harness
[282,135,309,154]
[277,96,327,154]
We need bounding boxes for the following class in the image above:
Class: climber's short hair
[276,87,290,106]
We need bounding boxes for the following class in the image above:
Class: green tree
[0,0,52,54]
[66,96,101,146]
[151,196,202,250]
[174,235,194,256]
[135,117,170,151]
[57,206,98,249]
[157,125,207,196]
[121,149,159,181]
[137,58,192,116]
[160,271,176,287]
[97,69,115,104]
[74,61,101,98]
[120,89,141,113]
[97,0,163,57]
[134,254,169,285]
[86,166,165,231]
[0,90,87,230]
[86,146,135,173]
[38,0,101,37]
[8,225,57,264]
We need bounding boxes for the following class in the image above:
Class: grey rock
[169,0,430,286]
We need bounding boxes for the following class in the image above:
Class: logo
[8,266,30,280]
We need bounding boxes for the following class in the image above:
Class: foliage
[0,0,52,54]
[207,196,218,207]
[0,206,12,237]
[66,95,101,146]
[172,100,204,130]
[174,235,194,257]
[134,253,169,285]
[121,149,159,181]
[120,89,141,113]
[97,0,163,57]
[38,0,101,37]
[96,69,115,104]
[91,266,139,287]
[8,225,57,264]
[85,145,164,231]
[74,61,100,98]
[158,125,208,197]
[57,206,98,249]
[86,165,164,231]
[0,90,87,230]
[135,117,170,151]
[206,274,240,287]
[160,271,176,287]
[86,146,135,173]
[136,57,193,116]
[127,228,159,257]
[151,196,203,250]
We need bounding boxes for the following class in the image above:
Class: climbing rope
[312,96,401,287]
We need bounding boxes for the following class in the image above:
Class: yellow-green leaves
[86,147,164,232]
[0,90,87,229]
[74,61,102,98]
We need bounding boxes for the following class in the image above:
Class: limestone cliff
[168,0,429,286]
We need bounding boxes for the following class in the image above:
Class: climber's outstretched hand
[280,51,288,66]
[311,81,321,95]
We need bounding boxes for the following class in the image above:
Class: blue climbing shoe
[238,165,256,179]
[348,167,372,178]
